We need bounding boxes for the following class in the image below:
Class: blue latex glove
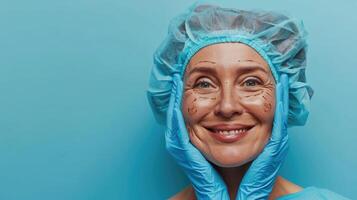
[165,74,230,200]
[236,74,290,200]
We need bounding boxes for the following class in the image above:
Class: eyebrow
[235,65,269,74]
[187,66,217,77]
[187,64,269,77]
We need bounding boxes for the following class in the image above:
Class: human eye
[194,78,214,89]
[242,77,262,87]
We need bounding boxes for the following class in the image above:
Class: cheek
[182,91,218,123]
[239,89,276,122]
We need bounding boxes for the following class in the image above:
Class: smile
[205,124,255,143]
[213,128,249,136]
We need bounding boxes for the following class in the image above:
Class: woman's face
[182,43,276,167]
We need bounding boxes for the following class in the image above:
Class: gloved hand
[165,74,230,200]
[236,74,290,200]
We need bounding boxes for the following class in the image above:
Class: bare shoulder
[269,176,303,200]
[169,185,196,200]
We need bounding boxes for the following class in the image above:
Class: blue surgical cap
[147,3,314,127]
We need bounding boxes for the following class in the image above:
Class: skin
[182,42,275,168]
[177,43,301,199]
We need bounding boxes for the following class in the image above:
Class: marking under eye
[188,107,197,114]
[242,90,264,98]
[198,96,210,99]
[264,103,272,112]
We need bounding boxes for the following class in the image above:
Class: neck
[213,162,252,200]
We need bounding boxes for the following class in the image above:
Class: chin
[209,157,253,168]
[204,150,256,168]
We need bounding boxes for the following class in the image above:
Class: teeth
[216,129,247,135]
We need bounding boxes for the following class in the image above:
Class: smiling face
[182,43,276,167]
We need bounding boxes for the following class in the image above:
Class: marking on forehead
[193,60,216,66]
[238,59,254,62]
[237,59,264,65]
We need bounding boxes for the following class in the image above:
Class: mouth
[204,124,255,143]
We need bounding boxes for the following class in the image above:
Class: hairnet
[147,3,313,126]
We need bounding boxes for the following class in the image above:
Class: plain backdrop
[0,0,356,199]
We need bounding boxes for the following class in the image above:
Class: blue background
[1,0,356,199]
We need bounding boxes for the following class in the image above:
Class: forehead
[186,42,269,72]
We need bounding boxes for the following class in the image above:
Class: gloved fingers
[280,74,289,120]
[166,75,180,131]
[172,74,192,146]
[269,73,289,142]
[173,107,191,146]
[173,74,184,110]
[165,74,190,147]
[270,102,285,141]
[269,82,284,142]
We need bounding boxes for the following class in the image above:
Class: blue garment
[278,187,351,200]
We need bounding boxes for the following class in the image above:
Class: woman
[147,3,350,200]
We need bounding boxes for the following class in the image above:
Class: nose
[214,85,244,119]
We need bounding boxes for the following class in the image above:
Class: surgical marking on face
[264,102,272,112]
[242,90,264,98]
[187,98,198,114]
[239,84,274,112]
[185,91,194,96]
[188,106,197,114]
[261,88,274,112]
[198,96,209,99]
[180,43,278,168]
